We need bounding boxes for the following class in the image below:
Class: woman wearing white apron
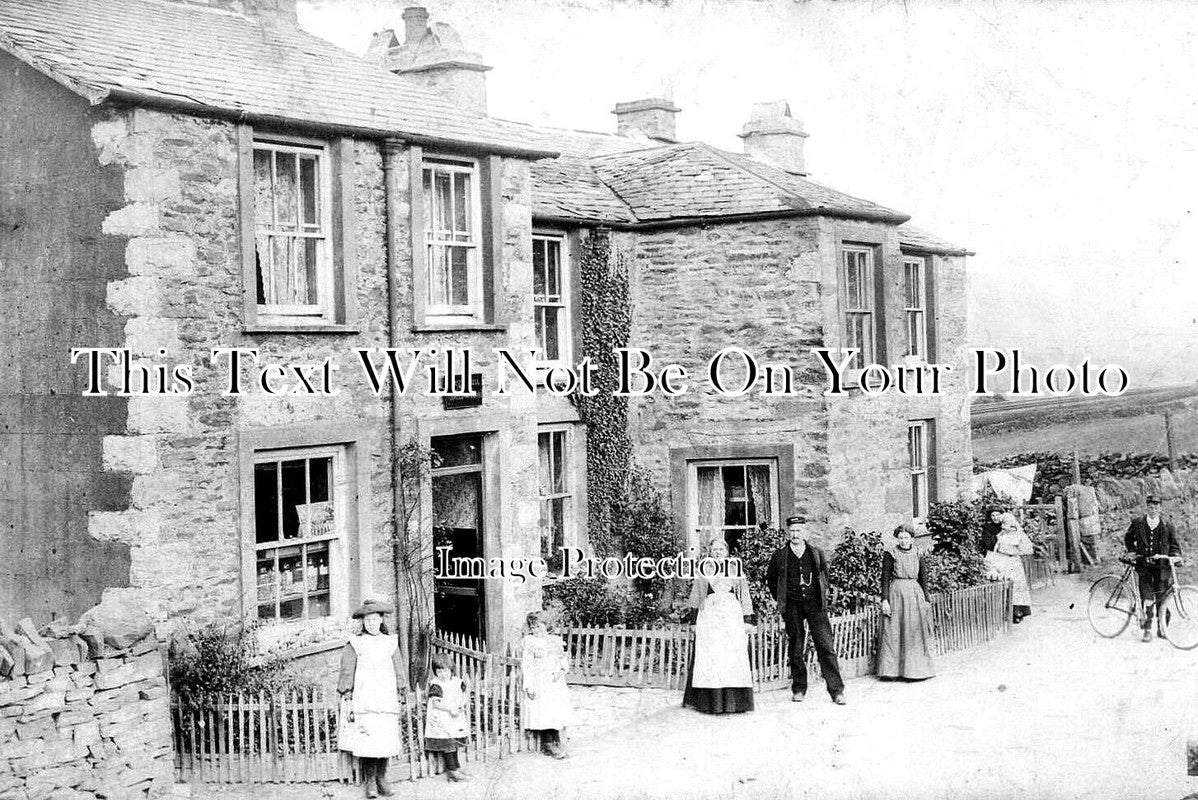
[682,537,756,714]
[337,598,404,798]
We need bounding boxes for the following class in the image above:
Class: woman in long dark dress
[682,537,756,714]
[877,524,936,680]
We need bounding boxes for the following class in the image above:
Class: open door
[431,434,486,641]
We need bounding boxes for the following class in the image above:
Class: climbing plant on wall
[572,228,632,558]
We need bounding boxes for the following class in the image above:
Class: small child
[424,654,469,781]
[521,611,571,759]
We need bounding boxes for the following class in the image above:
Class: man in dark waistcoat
[765,516,845,704]
[1124,494,1183,642]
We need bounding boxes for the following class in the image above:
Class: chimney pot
[612,98,681,143]
[372,8,491,114]
[402,6,430,44]
[739,100,809,175]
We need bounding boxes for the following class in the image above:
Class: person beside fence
[424,653,470,781]
[521,611,571,757]
[765,516,846,705]
[984,512,1034,623]
[681,536,756,714]
[1124,493,1183,643]
[337,598,403,798]
[877,523,936,680]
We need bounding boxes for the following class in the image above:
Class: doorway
[431,433,486,640]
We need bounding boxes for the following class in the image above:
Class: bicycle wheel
[1162,585,1198,651]
[1087,575,1134,638]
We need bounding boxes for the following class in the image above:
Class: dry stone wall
[1094,468,1198,580]
[0,602,172,800]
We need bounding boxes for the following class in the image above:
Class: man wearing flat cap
[765,515,845,704]
[1124,494,1183,642]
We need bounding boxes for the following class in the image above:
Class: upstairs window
[423,157,483,319]
[903,255,932,361]
[842,246,877,369]
[253,139,333,321]
[533,233,571,365]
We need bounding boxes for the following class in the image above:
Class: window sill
[282,638,349,660]
[245,323,361,335]
[411,323,508,334]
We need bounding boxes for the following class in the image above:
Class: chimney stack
[242,0,297,28]
[369,7,492,115]
[402,6,429,44]
[612,98,680,143]
[739,101,808,175]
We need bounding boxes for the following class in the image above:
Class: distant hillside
[971,385,1198,462]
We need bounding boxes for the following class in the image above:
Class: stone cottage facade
[0,0,971,651]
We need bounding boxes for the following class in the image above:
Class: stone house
[0,0,971,652]
[460,98,977,558]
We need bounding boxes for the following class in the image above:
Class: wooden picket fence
[172,581,1014,783]
[561,579,1013,690]
[172,634,537,784]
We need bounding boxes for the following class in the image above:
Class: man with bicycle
[1124,494,1183,642]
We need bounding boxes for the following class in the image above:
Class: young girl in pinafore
[424,654,470,781]
[337,598,403,798]
[520,610,571,757]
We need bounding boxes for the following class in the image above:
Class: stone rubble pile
[0,601,174,800]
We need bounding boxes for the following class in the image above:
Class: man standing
[765,516,845,704]
[1124,494,1182,642]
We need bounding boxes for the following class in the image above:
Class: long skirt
[682,648,755,713]
[877,578,936,679]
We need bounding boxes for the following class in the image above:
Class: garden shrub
[923,549,991,595]
[826,528,885,611]
[169,621,307,698]
[543,576,681,627]
[926,489,1017,557]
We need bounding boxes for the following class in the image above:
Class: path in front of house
[190,576,1198,800]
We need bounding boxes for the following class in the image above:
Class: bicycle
[1087,554,1198,650]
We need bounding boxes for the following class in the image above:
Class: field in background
[971,385,1198,462]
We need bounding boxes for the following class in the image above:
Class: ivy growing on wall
[572,228,632,557]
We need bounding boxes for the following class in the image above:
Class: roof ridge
[697,143,810,209]
[582,162,642,223]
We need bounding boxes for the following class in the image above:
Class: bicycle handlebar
[1121,554,1184,566]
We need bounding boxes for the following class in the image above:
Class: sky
[303,0,1198,390]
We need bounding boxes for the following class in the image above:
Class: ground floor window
[538,426,576,573]
[252,446,343,622]
[687,459,778,555]
[908,419,937,520]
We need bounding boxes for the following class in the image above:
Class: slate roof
[491,121,644,223]
[505,120,970,252]
[591,143,907,224]
[897,224,972,256]
[0,0,556,158]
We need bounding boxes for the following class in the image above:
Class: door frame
[419,413,507,649]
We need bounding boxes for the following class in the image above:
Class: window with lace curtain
[687,460,778,555]
[253,138,333,320]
